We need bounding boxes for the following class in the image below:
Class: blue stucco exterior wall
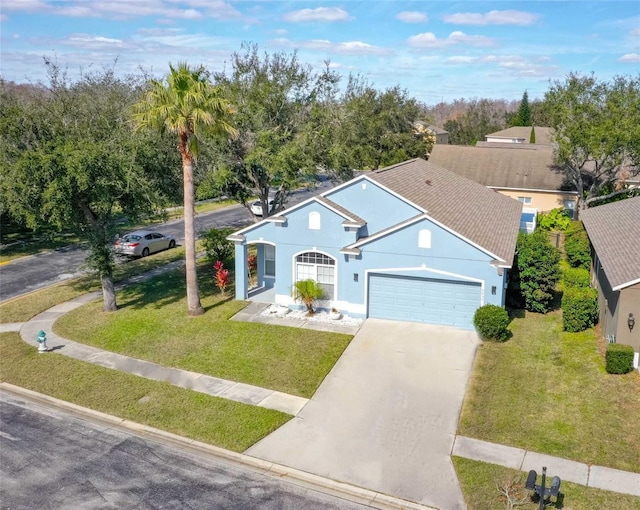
[232,179,510,321]
[325,177,422,235]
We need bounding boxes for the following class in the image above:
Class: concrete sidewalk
[6,276,640,506]
[452,436,640,497]
[17,294,308,416]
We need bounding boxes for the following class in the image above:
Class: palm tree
[132,63,236,316]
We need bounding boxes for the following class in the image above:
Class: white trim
[246,240,275,246]
[488,186,579,195]
[363,266,485,315]
[291,249,338,302]
[612,277,640,291]
[347,213,506,263]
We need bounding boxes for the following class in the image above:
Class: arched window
[418,229,431,248]
[295,252,335,299]
[309,211,321,230]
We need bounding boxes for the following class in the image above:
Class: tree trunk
[181,138,204,316]
[101,273,117,312]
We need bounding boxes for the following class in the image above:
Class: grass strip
[458,310,640,472]
[0,332,290,452]
[0,247,185,323]
[453,457,640,510]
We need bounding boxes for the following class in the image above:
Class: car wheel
[169,240,176,249]
[142,247,150,257]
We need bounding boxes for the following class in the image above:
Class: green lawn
[53,263,351,399]
[0,332,290,452]
[458,310,640,473]
[453,457,640,510]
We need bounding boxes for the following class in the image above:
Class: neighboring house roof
[428,144,572,192]
[475,141,552,150]
[427,125,448,135]
[580,196,640,291]
[485,126,554,145]
[367,158,522,265]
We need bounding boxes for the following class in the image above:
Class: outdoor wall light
[628,313,635,332]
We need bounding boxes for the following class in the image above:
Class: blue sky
[1,1,638,104]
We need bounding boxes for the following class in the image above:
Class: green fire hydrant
[37,330,48,353]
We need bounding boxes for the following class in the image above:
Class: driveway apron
[246,318,480,510]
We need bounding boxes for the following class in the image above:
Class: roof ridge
[372,158,422,174]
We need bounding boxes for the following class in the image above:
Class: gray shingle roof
[485,126,554,145]
[428,144,570,191]
[316,196,366,226]
[368,158,522,265]
[580,197,640,290]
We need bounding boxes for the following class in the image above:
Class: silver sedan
[114,230,176,257]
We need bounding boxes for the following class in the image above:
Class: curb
[0,383,438,510]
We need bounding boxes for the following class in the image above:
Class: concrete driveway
[246,318,480,510]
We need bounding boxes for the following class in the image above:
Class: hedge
[564,221,591,270]
[473,305,510,341]
[606,343,634,374]
[562,267,591,288]
[561,287,598,332]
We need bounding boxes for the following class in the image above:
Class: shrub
[606,343,634,374]
[202,227,234,267]
[507,231,561,313]
[562,267,591,288]
[537,208,571,232]
[473,305,510,341]
[292,279,324,315]
[561,287,598,332]
[564,221,591,269]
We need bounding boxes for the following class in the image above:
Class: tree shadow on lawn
[116,266,235,313]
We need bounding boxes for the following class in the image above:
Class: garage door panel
[368,274,481,329]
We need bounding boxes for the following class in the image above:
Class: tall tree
[544,73,640,209]
[132,63,236,316]
[443,99,507,145]
[341,78,430,170]
[209,44,319,218]
[512,90,531,126]
[1,63,177,311]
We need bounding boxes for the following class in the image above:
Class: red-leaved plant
[214,260,229,295]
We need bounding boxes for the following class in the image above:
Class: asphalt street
[0,181,334,303]
[0,392,369,510]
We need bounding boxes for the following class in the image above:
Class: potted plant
[329,307,342,320]
[293,279,324,316]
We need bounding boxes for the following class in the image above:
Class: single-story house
[229,158,522,330]
[581,197,640,367]
[482,126,553,146]
[428,143,578,219]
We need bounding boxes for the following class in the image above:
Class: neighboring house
[581,197,640,368]
[427,125,449,145]
[428,144,578,219]
[228,158,522,330]
[413,121,449,145]
[482,126,553,146]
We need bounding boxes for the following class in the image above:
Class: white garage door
[368,274,482,329]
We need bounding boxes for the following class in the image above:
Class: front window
[295,252,335,299]
[264,245,275,277]
[518,196,532,205]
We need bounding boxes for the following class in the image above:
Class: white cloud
[619,53,640,62]
[444,10,540,26]
[630,28,640,37]
[408,31,494,49]
[444,54,559,78]
[0,14,7,22]
[283,7,350,23]
[396,11,428,24]
[273,28,288,35]
[0,0,243,21]
[272,38,391,56]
